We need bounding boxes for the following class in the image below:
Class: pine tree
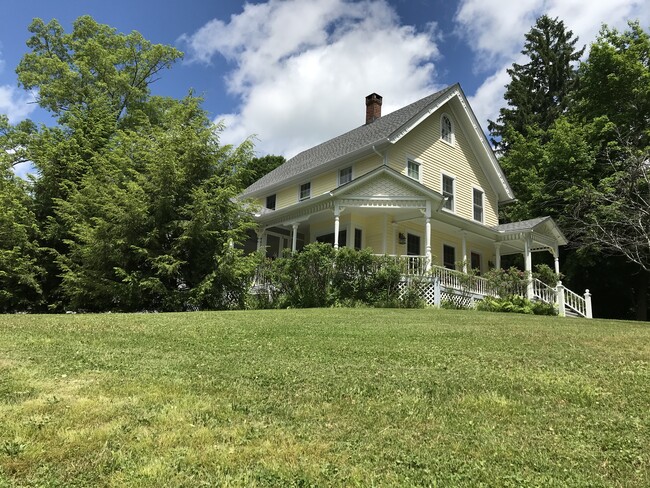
[489,15,584,153]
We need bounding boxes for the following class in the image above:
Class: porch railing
[532,278,557,304]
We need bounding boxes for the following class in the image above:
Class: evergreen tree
[489,15,584,153]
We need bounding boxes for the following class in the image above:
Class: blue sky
[1,0,648,176]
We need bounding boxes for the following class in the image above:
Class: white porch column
[256,230,264,251]
[291,223,299,252]
[495,242,502,270]
[553,245,560,275]
[333,204,340,250]
[382,215,388,255]
[524,233,533,299]
[461,232,467,273]
[425,201,432,272]
[392,222,397,255]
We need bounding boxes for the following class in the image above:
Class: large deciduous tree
[6,16,257,311]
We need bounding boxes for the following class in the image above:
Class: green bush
[477,295,557,316]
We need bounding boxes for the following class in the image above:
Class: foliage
[477,295,557,315]
[483,267,529,298]
[0,16,258,312]
[239,154,286,189]
[533,263,562,287]
[0,159,43,312]
[489,15,584,153]
[258,245,410,309]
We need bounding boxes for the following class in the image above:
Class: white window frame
[472,186,484,223]
[406,158,422,182]
[440,113,454,146]
[299,182,311,201]
[338,166,353,186]
[441,172,455,213]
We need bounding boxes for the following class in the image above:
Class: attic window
[266,194,276,210]
[441,115,453,144]
[339,166,352,186]
[299,182,311,201]
[407,160,421,181]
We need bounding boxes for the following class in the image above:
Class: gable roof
[243,83,514,202]
[494,216,568,246]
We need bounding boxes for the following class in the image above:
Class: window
[299,182,311,201]
[441,115,453,144]
[443,245,456,270]
[265,194,276,210]
[407,160,421,181]
[354,228,362,250]
[470,252,481,274]
[442,174,454,211]
[339,166,352,186]
[473,188,484,222]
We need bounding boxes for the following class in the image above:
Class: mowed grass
[0,309,648,487]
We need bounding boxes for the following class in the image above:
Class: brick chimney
[365,93,382,124]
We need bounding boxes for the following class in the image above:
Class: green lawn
[0,309,648,487]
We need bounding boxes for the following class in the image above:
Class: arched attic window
[441,114,453,144]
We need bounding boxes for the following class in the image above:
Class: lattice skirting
[397,279,481,308]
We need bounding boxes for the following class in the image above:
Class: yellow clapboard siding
[387,101,499,227]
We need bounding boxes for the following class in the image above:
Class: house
[241,84,591,317]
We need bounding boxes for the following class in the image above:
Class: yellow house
[242,84,591,317]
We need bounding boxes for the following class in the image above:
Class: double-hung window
[407,160,421,181]
[473,188,484,222]
[339,166,352,186]
[299,182,311,201]
[442,174,454,211]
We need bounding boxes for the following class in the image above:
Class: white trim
[440,112,454,146]
[440,171,456,213]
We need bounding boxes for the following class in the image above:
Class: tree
[489,15,584,154]
[0,118,43,311]
[6,16,258,311]
[239,154,285,189]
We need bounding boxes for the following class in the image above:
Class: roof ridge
[243,84,456,196]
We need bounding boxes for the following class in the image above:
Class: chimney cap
[365,93,383,105]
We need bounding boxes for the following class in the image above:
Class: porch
[385,255,592,318]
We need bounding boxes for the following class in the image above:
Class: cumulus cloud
[456,0,649,134]
[180,0,441,157]
[0,85,35,123]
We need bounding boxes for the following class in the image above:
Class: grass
[0,308,648,487]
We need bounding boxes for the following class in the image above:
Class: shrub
[477,295,557,315]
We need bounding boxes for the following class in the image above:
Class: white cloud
[456,0,649,134]
[181,0,441,157]
[0,85,34,123]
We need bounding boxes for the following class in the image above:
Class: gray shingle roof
[493,217,550,232]
[243,84,457,196]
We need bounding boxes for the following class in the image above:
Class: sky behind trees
[1,0,648,177]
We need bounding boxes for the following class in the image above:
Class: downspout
[372,145,387,165]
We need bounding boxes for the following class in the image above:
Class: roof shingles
[243,85,456,196]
